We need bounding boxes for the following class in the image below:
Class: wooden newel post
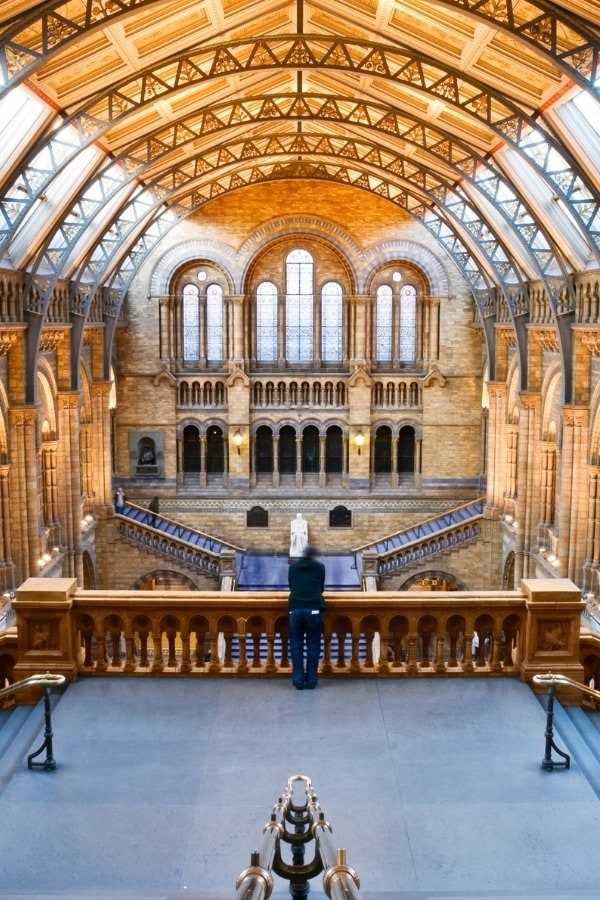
[519,578,584,700]
[12,577,79,701]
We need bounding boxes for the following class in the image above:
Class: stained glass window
[206,283,223,361]
[286,249,313,361]
[399,284,417,362]
[183,283,199,361]
[256,281,278,361]
[376,284,392,361]
[322,281,343,361]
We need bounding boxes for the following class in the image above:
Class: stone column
[91,381,113,508]
[319,433,326,487]
[272,436,280,488]
[349,295,368,367]
[582,466,600,593]
[540,443,557,527]
[557,408,588,581]
[295,434,302,489]
[41,442,59,528]
[388,433,396,488]
[0,467,14,590]
[486,382,507,510]
[516,392,541,580]
[428,297,441,361]
[57,393,84,585]
[228,295,245,366]
[9,408,41,583]
[199,436,207,489]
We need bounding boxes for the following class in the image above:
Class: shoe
[293,682,304,690]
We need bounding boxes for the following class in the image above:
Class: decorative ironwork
[2,35,598,263]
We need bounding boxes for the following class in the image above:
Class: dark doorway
[325,425,343,473]
[206,425,224,473]
[398,425,415,473]
[279,426,296,474]
[374,426,392,473]
[302,425,319,472]
[255,426,273,473]
[183,424,200,472]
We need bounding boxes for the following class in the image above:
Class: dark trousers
[289,609,322,689]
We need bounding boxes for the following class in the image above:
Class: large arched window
[183,284,200,362]
[375,285,392,362]
[256,281,278,361]
[286,249,313,362]
[399,285,417,363]
[321,281,343,362]
[181,278,224,364]
[206,284,224,362]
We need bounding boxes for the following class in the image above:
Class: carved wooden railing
[10,577,587,688]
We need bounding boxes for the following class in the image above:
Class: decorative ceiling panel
[0,0,598,340]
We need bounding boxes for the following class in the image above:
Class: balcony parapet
[11,577,585,688]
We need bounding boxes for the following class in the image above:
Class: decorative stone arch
[239,216,361,293]
[0,380,9,463]
[322,417,347,431]
[177,417,203,438]
[36,362,58,442]
[393,418,422,438]
[506,357,521,425]
[78,360,94,426]
[299,417,327,437]
[272,418,301,437]
[587,375,600,465]
[250,419,277,437]
[399,570,467,591]
[131,569,199,591]
[363,240,450,297]
[82,549,96,589]
[503,550,516,590]
[149,240,237,295]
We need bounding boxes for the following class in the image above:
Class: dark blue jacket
[288,556,326,610]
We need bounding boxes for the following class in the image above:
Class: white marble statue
[290,512,308,557]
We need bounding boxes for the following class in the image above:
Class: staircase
[355,497,485,575]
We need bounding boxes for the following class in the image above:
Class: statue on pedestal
[290,513,308,557]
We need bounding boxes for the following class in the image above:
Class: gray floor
[1,676,600,899]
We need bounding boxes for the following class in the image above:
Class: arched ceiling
[1,0,600,335]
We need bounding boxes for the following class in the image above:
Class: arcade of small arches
[177,421,418,481]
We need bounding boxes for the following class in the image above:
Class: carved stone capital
[10,407,36,427]
[533,330,559,353]
[39,329,67,353]
[579,330,600,355]
[0,331,19,355]
[57,393,81,411]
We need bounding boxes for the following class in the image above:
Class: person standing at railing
[148,496,160,527]
[114,486,126,513]
[288,545,325,690]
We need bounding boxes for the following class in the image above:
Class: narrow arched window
[183,283,199,362]
[286,249,313,362]
[400,284,417,363]
[206,283,223,362]
[322,281,343,362]
[256,281,278,361]
[376,284,392,361]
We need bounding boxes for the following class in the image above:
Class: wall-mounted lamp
[233,429,243,455]
[355,431,365,455]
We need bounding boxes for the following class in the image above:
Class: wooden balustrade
[10,577,587,689]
